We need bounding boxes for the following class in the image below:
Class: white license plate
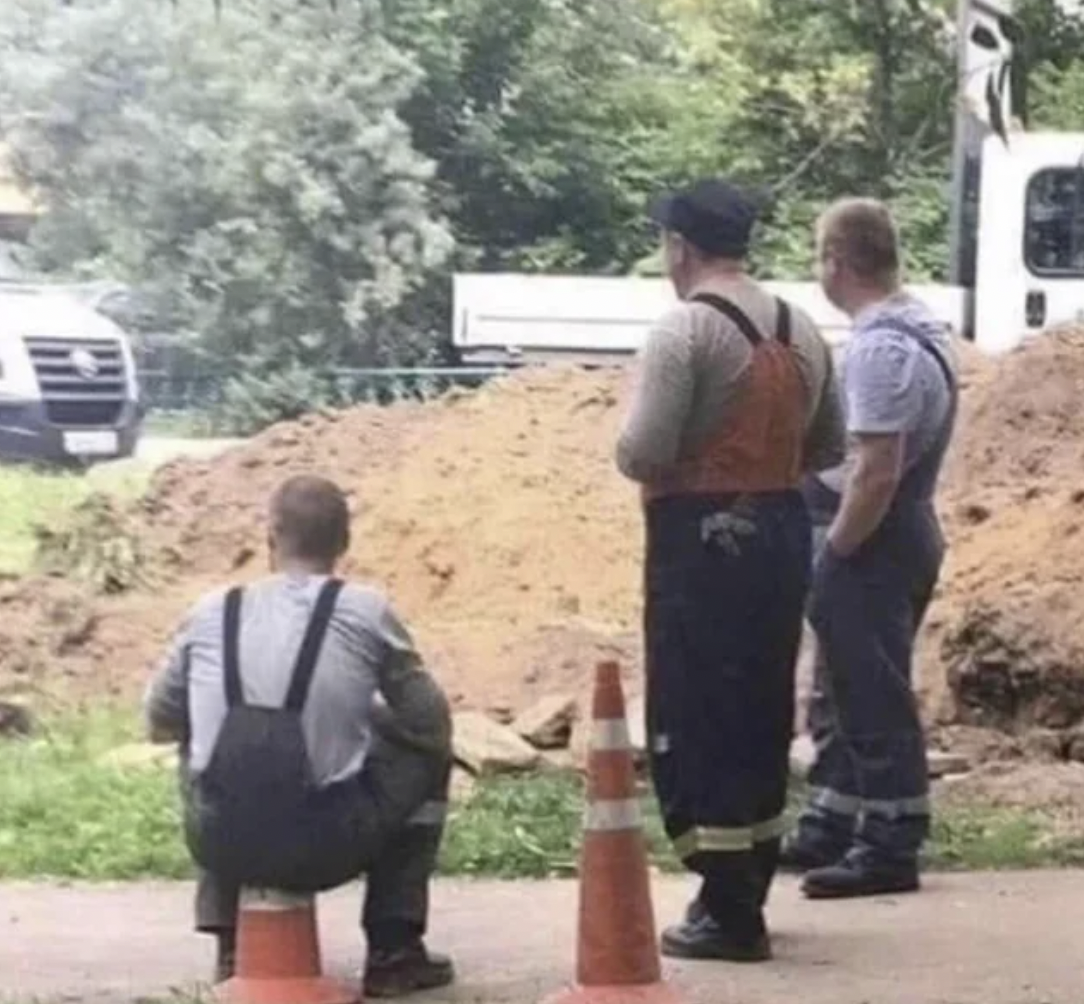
[63,430,119,456]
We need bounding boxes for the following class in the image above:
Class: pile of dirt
[933,326,1084,738]
[134,368,643,714]
[8,325,1084,749]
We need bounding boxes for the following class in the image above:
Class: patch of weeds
[0,709,187,880]
[5,713,1084,882]
[0,462,150,576]
[34,491,152,593]
[928,805,1084,871]
[439,772,584,877]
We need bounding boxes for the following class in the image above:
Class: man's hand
[148,723,182,746]
[826,432,904,557]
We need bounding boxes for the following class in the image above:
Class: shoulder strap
[775,297,792,346]
[690,293,763,347]
[871,315,956,395]
[223,587,245,709]
[284,578,346,713]
[917,338,956,396]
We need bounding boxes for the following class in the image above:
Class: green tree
[0,0,451,390]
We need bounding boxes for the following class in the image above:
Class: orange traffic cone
[543,661,684,1004]
[213,888,359,1004]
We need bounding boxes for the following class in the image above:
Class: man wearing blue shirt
[782,198,959,899]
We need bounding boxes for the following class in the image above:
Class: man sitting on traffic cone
[144,474,455,998]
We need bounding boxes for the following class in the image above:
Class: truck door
[974,131,1084,353]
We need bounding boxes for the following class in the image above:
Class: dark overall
[794,319,958,868]
[185,580,452,952]
[643,294,811,941]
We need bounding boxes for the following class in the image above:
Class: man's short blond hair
[270,474,350,563]
[818,197,901,287]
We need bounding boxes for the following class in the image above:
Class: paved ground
[1,873,1079,1003]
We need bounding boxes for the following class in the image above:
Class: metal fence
[137,365,515,418]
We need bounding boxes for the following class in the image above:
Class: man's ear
[666,231,688,266]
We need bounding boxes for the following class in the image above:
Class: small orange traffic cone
[213,888,359,1004]
[542,661,684,1004]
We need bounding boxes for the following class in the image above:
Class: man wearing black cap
[617,179,844,962]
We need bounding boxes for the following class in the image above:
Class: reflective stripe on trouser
[796,512,941,864]
[644,491,810,932]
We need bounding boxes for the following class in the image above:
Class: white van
[451,3,1084,362]
[0,282,143,464]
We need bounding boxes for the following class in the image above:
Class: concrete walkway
[1,872,1077,1003]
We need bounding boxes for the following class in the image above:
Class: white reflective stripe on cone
[585,798,642,832]
[407,800,448,826]
[240,888,314,911]
[591,718,632,752]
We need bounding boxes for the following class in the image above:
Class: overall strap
[775,297,792,346]
[873,315,956,395]
[691,292,795,349]
[284,579,346,713]
[223,587,245,709]
[691,293,763,347]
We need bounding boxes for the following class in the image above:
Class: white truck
[0,281,143,465]
[451,0,1084,362]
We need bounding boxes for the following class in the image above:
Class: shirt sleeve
[143,609,195,742]
[615,316,695,483]
[845,334,923,436]
[369,597,451,754]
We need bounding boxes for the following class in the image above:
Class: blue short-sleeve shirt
[818,293,955,494]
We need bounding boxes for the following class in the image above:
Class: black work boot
[660,909,771,963]
[213,929,237,984]
[363,941,455,998]
[802,853,920,900]
[776,834,845,874]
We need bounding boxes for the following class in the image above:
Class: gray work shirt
[616,275,846,484]
[143,573,429,787]
[816,292,957,495]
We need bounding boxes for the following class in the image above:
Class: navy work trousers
[796,513,942,865]
[644,491,811,936]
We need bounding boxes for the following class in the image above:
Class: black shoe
[213,930,236,984]
[660,914,772,963]
[802,855,920,900]
[777,836,842,874]
[363,942,455,998]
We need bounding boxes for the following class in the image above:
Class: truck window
[1024,168,1084,277]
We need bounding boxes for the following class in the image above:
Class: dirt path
[1,872,1079,1003]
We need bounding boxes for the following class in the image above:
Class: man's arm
[143,619,193,745]
[826,432,904,556]
[827,336,917,557]
[615,319,694,483]
[802,339,847,473]
[371,598,451,756]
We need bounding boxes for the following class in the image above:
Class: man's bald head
[269,475,350,567]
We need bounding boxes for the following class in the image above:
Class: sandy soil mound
[136,367,643,713]
[934,327,1084,735]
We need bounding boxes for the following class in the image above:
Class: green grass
[0,462,151,575]
[0,712,1082,882]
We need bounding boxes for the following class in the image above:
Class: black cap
[648,178,760,259]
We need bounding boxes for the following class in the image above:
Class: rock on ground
[452,712,541,776]
[512,694,578,750]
